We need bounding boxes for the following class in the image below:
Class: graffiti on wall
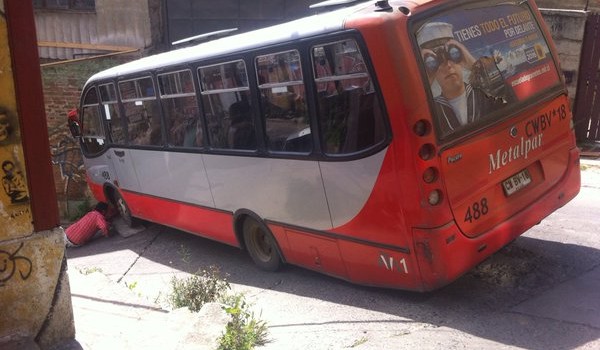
[49,129,86,196]
[0,107,28,205]
[0,242,33,286]
[0,11,33,238]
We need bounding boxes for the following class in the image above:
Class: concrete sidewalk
[53,220,231,350]
[57,266,229,350]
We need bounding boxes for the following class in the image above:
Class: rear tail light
[428,190,442,206]
[413,120,431,137]
[422,167,438,183]
[414,120,443,207]
[419,143,435,161]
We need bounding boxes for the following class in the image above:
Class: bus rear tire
[243,218,282,272]
[114,191,139,228]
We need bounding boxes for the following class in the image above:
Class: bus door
[78,87,115,195]
[107,148,141,192]
[414,1,576,237]
[98,83,142,193]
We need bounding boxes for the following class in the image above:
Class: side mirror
[68,120,81,138]
[67,108,81,138]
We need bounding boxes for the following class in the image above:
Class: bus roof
[86,1,383,85]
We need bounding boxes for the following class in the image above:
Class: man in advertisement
[417,21,506,137]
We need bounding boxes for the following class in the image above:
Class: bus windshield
[414,0,560,140]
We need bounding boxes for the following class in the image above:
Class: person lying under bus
[64,202,116,247]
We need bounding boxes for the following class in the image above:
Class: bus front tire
[114,191,139,227]
[243,218,282,272]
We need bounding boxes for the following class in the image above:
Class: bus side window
[158,70,203,148]
[198,60,256,151]
[312,39,385,155]
[256,50,311,153]
[80,87,106,154]
[119,77,163,147]
[99,83,125,144]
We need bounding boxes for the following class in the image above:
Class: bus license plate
[502,169,532,196]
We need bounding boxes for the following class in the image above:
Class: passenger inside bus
[417,21,505,136]
[227,100,255,150]
[182,116,204,148]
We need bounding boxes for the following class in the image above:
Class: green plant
[125,281,138,291]
[348,336,368,348]
[218,294,269,350]
[167,266,230,312]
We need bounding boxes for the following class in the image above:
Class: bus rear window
[414,1,560,139]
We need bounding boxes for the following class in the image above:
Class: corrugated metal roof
[35,4,151,60]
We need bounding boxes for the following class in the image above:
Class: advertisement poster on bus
[415,1,559,137]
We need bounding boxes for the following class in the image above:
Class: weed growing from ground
[125,280,138,291]
[348,336,369,348]
[219,294,269,350]
[167,265,269,349]
[168,266,230,312]
[80,266,103,275]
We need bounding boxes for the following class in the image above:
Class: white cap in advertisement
[417,22,454,46]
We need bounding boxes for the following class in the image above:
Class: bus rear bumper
[413,148,580,291]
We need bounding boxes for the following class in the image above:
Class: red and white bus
[71,0,580,291]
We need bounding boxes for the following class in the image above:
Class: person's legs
[64,231,80,248]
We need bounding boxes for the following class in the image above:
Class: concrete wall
[0,231,75,348]
[537,0,596,106]
[539,9,588,101]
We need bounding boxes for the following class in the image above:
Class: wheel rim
[248,225,273,262]
[117,197,130,222]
